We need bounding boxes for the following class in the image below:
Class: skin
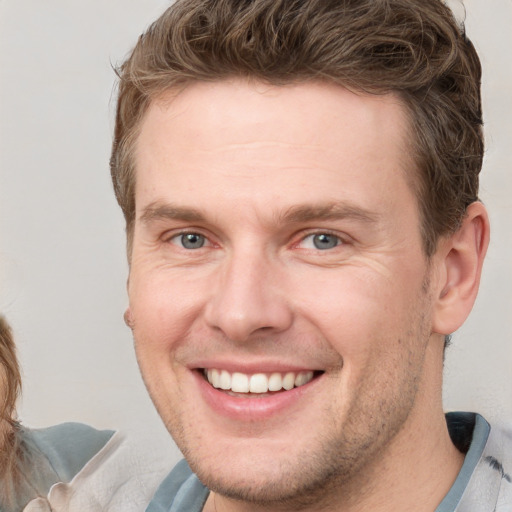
[126,80,489,511]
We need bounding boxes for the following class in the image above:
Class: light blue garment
[146,412,512,512]
[438,413,512,511]
[146,459,209,512]
[0,422,114,512]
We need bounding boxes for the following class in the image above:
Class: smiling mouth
[202,369,322,394]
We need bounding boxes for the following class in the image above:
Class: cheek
[128,269,208,351]
[293,264,426,362]
[296,271,396,332]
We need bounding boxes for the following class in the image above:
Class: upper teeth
[205,369,314,393]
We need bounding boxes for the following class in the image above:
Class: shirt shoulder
[0,423,114,512]
[22,427,174,512]
[24,422,115,481]
[481,421,512,511]
[439,413,512,512]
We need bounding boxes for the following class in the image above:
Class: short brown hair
[111,0,483,257]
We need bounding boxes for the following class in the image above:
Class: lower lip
[193,371,321,421]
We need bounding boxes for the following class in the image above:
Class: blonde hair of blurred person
[0,315,22,506]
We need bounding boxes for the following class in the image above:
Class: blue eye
[313,233,339,250]
[301,233,341,250]
[177,233,206,249]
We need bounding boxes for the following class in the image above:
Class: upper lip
[189,359,323,374]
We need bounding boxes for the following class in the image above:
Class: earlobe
[124,275,134,328]
[124,308,134,329]
[432,202,490,335]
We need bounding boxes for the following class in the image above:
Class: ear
[124,307,134,329]
[431,202,490,335]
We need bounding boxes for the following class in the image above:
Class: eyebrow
[280,202,380,225]
[139,200,380,226]
[140,202,206,224]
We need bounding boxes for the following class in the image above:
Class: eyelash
[294,231,346,251]
[164,229,346,253]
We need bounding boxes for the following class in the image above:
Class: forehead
[139,80,410,153]
[134,80,415,220]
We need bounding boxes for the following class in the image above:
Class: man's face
[128,80,439,505]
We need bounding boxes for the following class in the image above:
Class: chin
[178,430,368,509]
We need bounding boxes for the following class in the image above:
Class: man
[110,0,511,510]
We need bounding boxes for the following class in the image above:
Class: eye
[300,233,341,250]
[171,232,207,249]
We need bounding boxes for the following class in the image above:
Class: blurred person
[0,315,170,511]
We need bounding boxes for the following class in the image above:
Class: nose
[204,249,293,343]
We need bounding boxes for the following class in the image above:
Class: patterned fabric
[1,423,113,512]
[22,428,174,512]
[440,413,512,512]
[146,413,512,512]
[0,422,173,512]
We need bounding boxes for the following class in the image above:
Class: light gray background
[0,0,511,461]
